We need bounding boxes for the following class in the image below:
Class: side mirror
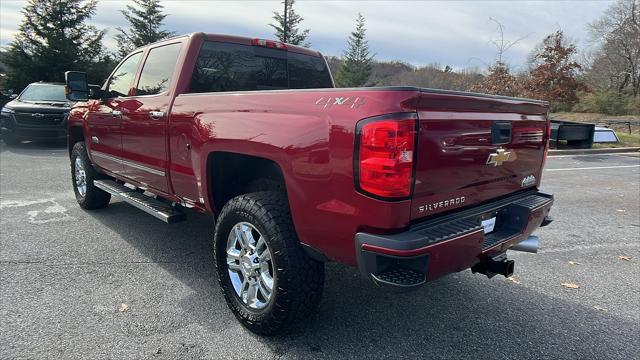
[9,94,17,99]
[64,71,89,101]
[88,84,104,99]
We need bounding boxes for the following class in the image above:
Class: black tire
[1,133,20,146]
[70,142,111,209]
[213,191,324,335]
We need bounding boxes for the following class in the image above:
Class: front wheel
[214,191,325,335]
[1,133,20,146]
[70,142,111,209]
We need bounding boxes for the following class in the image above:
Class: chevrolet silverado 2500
[64,33,554,335]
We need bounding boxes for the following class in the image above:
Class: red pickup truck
[64,32,553,335]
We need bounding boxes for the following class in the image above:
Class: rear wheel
[70,142,111,209]
[214,191,324,335]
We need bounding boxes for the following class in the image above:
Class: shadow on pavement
[0,139,67,156]
[90,201,637,359]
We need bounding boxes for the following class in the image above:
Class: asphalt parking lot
[1,142,638,360]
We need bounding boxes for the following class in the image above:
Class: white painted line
[548,152,640,158]
[545,165,640,172]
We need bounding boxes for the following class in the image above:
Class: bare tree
[472,18,528,96]
[588,0,640,96]
[488,18,529,64]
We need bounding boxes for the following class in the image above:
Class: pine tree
[269,0,310,47]
[4,0,108,91]
[335,14,374,87]
[114,0,175,58]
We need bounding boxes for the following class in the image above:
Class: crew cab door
[87,52,143,174]
[120,42,183,193]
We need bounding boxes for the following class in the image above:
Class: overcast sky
[0,0,612,70]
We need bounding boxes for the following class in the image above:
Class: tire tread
[213,191,324,335]
[71,142,111,210]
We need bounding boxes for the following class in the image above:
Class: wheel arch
[206,151,288,214]
[68,126,85,157]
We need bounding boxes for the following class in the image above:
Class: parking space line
[548,153,640,158]
[545,165,640,172]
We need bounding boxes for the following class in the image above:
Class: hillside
[325,56,483,90]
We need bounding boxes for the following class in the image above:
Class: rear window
[189,41,332,93]
[19,84,66,102]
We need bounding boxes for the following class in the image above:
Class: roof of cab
[202,33,322,57]
[131,32,323,58]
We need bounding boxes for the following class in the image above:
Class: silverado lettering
[418,196,466,213]
[64,33,554,336]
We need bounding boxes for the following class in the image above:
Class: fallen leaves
[118,303,129,312]
[561,282,580,289]
[619,255,632,261]
[593,306,608,312]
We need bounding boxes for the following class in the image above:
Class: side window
[106,52,143,98]
[136,43,183,96]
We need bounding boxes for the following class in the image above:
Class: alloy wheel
[226,222,274,310]
[74,157,87,196]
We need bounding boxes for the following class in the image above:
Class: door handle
[149,111,165,120]
[111,110,122,118]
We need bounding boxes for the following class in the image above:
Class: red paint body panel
[67,32,552,280]
[120,96,169,191]
[171,89,418,265]
[412,94,548,221]
[84,100,124,173]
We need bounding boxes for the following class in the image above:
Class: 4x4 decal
[315,96,366,109]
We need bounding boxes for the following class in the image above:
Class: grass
[551,112,639,122]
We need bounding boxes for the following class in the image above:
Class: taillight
[355,115,417,199]
[251,38,288,50]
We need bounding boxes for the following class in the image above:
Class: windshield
[19,84,67,102]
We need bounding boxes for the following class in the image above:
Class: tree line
[1,0,637,115]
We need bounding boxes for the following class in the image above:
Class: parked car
[1,82,71,145]
[549,120,595,149]
[64,32,554,335]
[593,126,620,143]
[0,92,13,109]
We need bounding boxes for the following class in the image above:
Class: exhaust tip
[510,235,539,254]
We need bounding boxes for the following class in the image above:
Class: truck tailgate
[411,90,549,221]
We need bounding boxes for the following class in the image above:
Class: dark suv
[1,82,72,145]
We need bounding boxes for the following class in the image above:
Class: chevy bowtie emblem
[486,148,516,166]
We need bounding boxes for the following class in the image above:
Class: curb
[549,147,640,156]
